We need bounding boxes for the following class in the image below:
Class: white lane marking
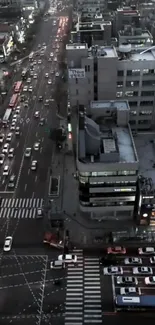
[35,175,37,182]
[24,184,27,191]
[28,169,30,175]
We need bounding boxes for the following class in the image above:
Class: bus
[3,108,12,126]
[29,51,34,61]
[14,81,23,93]
[115,295,155,311]
[9,94,18,108]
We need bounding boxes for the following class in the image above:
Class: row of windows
[80,181,136,187]
[118,80,155,87]
[117,91,154,98]
[130,110,152,116]
[118,69,155,77]
[79,171,137,177]
[129,101,154,107]
[130,120,151,125]
[80,200,135,207]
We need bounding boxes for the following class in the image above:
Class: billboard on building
[68,68,85,79]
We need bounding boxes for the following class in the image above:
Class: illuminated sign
[68,68,85,79]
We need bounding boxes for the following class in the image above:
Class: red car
[107,246,126,255]
[43,232,64,249]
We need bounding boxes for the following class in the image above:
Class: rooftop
[66,43,88,50]
[78,100,138,165]
[134,133,155,190]
[117,7,140,15]
[77,21,111,32]
[119,28,152,38]
[88,45,117,58]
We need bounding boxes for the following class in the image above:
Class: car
[30,71,34,76]
[33,74,37,79]
[45,73,49,78]
[48,57,52,62]
[27,78,31,83]
[2,143,9,154]
[34,111,39,118]
[133,266,153,275]
[138,247,155,255]
[8,174,16,188]
[120,287,141,295]
[48,79,52,84]
[31,160,37,170]
[58,254,77,264]
[6,133,12,142]
[56,48,59,53]
[38,60,42,64]
[38,44,41,48]
[33,60,37,65]
[103,266,123,275]
[38,96,43,101]
[15,109,20,115]
[117,276,138,285]
[34,142,40,151]
[0,134,4,143]
[55,72,59,77]
[36,208,42,218]
[100,255,119,266]
[43,42,46,46]
[8,148,14,158]
[0,154,5,165]
[45,99,49,106]
[3,236,12,252]
[3,165,9,176]
[15,127,20,136]
[145,276,155,285]
[150,256,155,264]
[54,57,57,62]
[50,52,54,57]
[23,86,28,92]
[50,260,65,269]
[39,118,45,125]
[25,148,31,157]
[28,86,33,92]
[51,69,54,74]
[124,257,142,265]
[10,122,16,130]
[107,247,126,255]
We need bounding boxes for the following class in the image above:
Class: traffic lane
[101,274,115,312]
[22,138,55,197]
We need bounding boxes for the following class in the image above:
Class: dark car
[100,254,119,266]
[39,118,45,126]
[38,96,43,101]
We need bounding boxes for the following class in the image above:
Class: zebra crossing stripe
[1,198,43,208]
[0,198,43,219]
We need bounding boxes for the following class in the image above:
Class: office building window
[88,78,90,84]
[76,78,78,84]
[117,81,123,88]
[130,111,137,115]
[139,111,152,116]
[142,80,155,86]
[76,89,79,95]
[85,66,87,72]
[129,101,138,107]
[127,69,140,76]
[140,101,153,106]
[117,70,124,76]
[125,91,138,97]
[88,65,90,72]
[141,91,154,97]
[126,81,139,87]
[116,91,123,98]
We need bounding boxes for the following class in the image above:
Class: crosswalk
[0,198,43,219]
[65,249,102,325]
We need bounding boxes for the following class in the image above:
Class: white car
[3,236,12,252]
[50,52,54,57]
[117,276,138,285]
[27,78,31,83]
[124,257,142,265]
[48,79,52,84]
[145,276,155,285]
[54,57,57,62]
[6,133,12,142]
[8,148,14,158]
[34,111,39,118]
[25,148,31,157]
[58,254,77,264]
[34,142,40,151]
[15,109,20,115]
[0,134,4,143]
[120,287,141,295]
[38,60,42,64]
[23,86,28,92]
[8,175,16,188]
[28,86,33,92]
[150,256,155,264]
[31,160,37,170]
[138,247,155,255]
[15,127,20,136]
[3,165,9,176]
[55,72,59,77]
[45,73,49,78]
[33,74,37,79]
[2,143,9,154]
[10,122,16,130]
[103,266,123,275]
[0,154,5,165]
[133,266,153,275]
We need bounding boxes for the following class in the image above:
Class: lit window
[116,91,123,98]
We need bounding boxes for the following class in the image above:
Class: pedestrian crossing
[0,198,43,219]
[65,249,103,325]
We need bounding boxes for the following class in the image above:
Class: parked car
[107,246,126,255]
[120,287,141,295]
[138,247,155,255]
[58,254,77,264]
[124,257,142,265]
[103,266,123,275]
[145,276,155,285]
[117,276,138,285]
[133,266,153,275]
